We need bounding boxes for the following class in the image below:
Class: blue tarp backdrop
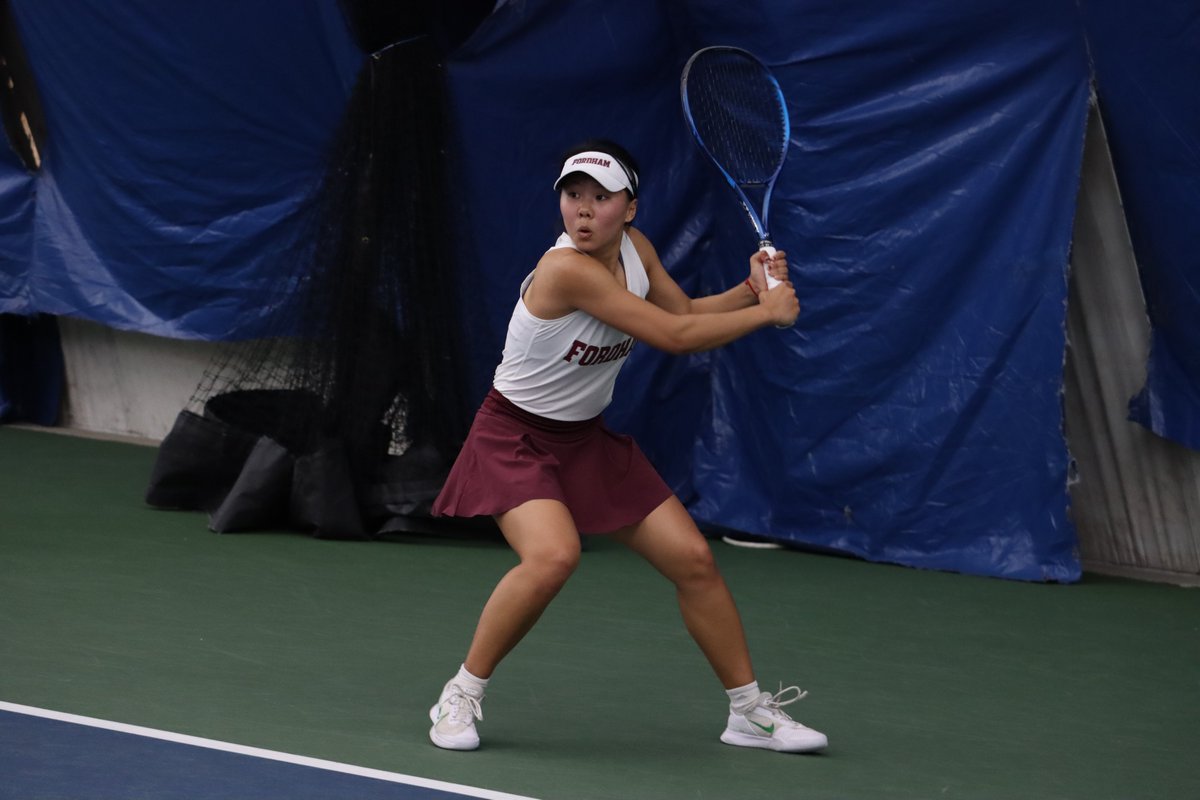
[1,0,1196,580]
[0,0,362,338]
[446,0,1089,581]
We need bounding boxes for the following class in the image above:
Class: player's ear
[625,197,638,224]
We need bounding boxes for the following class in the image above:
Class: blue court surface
[0,702,537,800]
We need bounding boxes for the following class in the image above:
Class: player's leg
[466,499,581,677]
[612,496,827,753]
[429,499,580,751]
[611,495,753,687]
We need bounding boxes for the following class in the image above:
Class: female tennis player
[428,139,826,754]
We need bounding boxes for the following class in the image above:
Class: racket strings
[684,52,787,186]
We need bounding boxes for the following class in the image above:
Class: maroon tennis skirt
[432,388,673,534]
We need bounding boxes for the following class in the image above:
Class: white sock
[726,680,761,713]
[455,664,489,697]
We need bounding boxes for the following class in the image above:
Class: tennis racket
[681,46,791,295]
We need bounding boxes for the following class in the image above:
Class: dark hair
[558,138,640,199]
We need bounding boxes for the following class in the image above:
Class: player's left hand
[747,249,790,294]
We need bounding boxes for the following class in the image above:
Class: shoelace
[757,685,809,721]
[445,687,484,723]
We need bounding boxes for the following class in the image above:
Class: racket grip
[759,242,792,329]
[760,244,782,289]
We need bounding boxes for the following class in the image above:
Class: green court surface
[2,426,1197,799]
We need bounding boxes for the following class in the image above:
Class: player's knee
[525,542,580,590]
[674,539,719,587]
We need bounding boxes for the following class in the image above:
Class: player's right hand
[760,280,799,327]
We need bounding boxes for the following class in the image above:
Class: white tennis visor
[553,151,636,195]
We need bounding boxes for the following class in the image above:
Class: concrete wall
[57,317,217,444]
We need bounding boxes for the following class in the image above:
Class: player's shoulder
[624,226,663,271]
[537,244,591,274]
[534,246,606,295]
[625,225,653,249]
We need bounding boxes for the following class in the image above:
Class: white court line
[0,701,539,800]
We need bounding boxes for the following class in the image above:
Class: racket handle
[759,241,792,329]
[760,243,781,289]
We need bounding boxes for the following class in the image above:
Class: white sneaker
[720,686,828,753]
[428,679,484,750]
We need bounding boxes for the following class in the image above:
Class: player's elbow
[658,319,708,355]
[654,337,690,356]
[647,328,689,355]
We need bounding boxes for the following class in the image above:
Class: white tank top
[492,231,648,421]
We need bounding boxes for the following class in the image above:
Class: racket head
[681,46,790,190]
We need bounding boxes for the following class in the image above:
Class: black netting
[147,27,473,539]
